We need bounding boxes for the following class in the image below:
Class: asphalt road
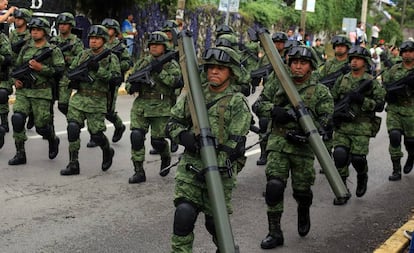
[1,89,414,253]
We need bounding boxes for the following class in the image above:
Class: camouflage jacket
[106,38,132,75]
[0,33,12,82]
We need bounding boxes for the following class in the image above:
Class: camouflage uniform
[259,46,333,249]
[331,46,385,204]
[60,25,121,176]
[165,46,251,252]
[125,31,181,183]
[50,12,84,115]
[0,33,12,147]
[8,18,65,165]
[383,41,414,181]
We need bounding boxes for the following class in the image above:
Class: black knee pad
[389,129,402,148]
[265,178,286,206]
[351,154,367,174]
[151,137,167,153]
[11,112,26,132]
[105,111,118,123]
[67,121,80,142]
[173,201,198,236]
[204,215,216,237]
[130,128,145,151]
[333,146,349,168]
[57,103,68,115]
[0,88,8,104]
[91,131,105,146]
[36,125,52,139]
[293,189,313,207]
[404,138,414,154]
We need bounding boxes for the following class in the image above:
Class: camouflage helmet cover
[162,20,178,32]
[272,31,288,42]
[28,17,50,35]
[102,18,121,35]
[56,12,75,26]
[147,31,169,48]
[13,8,32,23]
[399,40,414,55]
[287,45,318,69]
[88,25,109,42]
[332,35,351,49]
[215,24,235,37]
[214,33,238,49]
[202,46,242,79]
[348,46,372,65]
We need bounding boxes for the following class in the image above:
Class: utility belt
[186,160,233,182]
[272,127,308,144]
[78,89,107,97]
[139,92,170,100]
[29,83,49,89]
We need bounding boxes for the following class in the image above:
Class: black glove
[87,60,99,72]
[258,117,269,133]
[349,91,364,104]
[151,59,163,73]
[271,106,294,124]
[179,130,198,153]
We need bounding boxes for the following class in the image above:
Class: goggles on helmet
[203,47,238,65]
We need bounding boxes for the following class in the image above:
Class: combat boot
[333,177,350,205]
[149,148,159,155]
[298,205,311,237]
[0,126,5,149]
[86,138,98,148]
[356,173,368,197]
[170,141,178,153]
[101,146,114,171]
[8,141,26,165]
[403,155,414,174]
[0,113,9,132]
[48,136,60,159]
[260,211,284,249]
[389,157,402,181]
[129,161,146,183]
[112,124,126,143]
[60,151,80,175]
[159,155,171,177]
[256,141,267,166]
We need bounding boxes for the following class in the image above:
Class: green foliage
[379,19,403,46]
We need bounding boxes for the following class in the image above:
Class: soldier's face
[350,57,365,71]
[402,50,414,63]
[334,45,348,57]
[207,64,231,87]
[58,23,71,35]
[149,44,165,57]
[274,41,285,52]
[89,37,105,50]
[14,18,25,29]
[108,28,116,38]
[290,59,312,80]
[31,28,45,41]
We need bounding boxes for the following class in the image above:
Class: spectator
[121,13,137,56]
[349,30,357,46]
[371,23,380,47]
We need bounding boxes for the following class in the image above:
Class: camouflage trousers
[386,110,414,159]
[171,176,235,253]
[58,84,71,106]
[106,86,123,129]
[0,82,12,114]
[12,95,54,142]
[265,150,315,213]
[333,132,370,177]
[67,107,106,152]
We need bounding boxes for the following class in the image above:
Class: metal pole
[300,0,307,36]
[225,0,230,25]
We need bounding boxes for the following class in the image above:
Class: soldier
[259,46,333,249]
[215,24,235,38]
[383,41,414,181]
[161,19,179,50]
[60,25,121,176]
[165,46,251,252]
[312,38,327,63]
[331,46,385,205]
[85,18,131,148]
[8,17,64,165]
[50,12,84,116]
[125,31,181,183]
[0,29,12,148]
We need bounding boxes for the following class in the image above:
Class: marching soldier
[0,28,12,148]
[9,17,64,165]
[125,31,181,183]
[60,25,121,175]
[331,46,385,205]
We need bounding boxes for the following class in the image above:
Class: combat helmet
[214,33,238,49]
[28,17,50,35]
[331,35,351,49]
[348,46,372,65]
[13,8,32,23]
[399,40,414,55]
[162,20,178,32]
[147,31,169,48]
[215,24,235,37]
[202,46,242,80]
[102,18,121,35]
[287,45,318,69]
[272,32,288,42]
[88,25,109,42]
[56,12,75,26]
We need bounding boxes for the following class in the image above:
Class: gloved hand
[258,117,269,133]
[87,60,99,72]
[151,59,163,73]
[349,91,364,104]
[179,130,199,153]
[271,106,295,124]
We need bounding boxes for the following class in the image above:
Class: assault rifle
[126,50,178,91]
[67,48,111,85]
[384,69,414,103]
[11,47,54,88]
[111,41,125,58]
[11,38,28,54]
[250,63,273,87]
[333,71,384,122]
[319,64,351,89]
[57,41,74,53]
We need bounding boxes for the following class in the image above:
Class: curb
[374,214,414,253]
